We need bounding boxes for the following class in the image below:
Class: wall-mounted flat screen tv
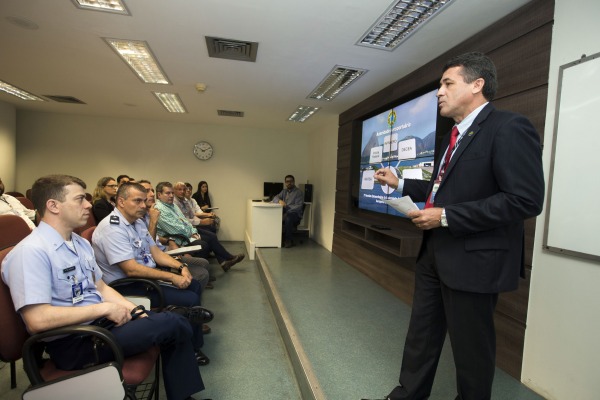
[358,88,439,217]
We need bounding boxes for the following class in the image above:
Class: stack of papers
[164,245,202,256]
[382,196,419,214]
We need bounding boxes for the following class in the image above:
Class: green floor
[258,241,545,400]
[1,241,546,400]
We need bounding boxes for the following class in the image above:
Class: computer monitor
[263,182,283,201]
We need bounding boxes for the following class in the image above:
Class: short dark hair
[31,175,86,217]
[116,175,130,184]
[443,52,497,101]
[156,181,173,194]
[116,182,147,200]
[285,175,295,182]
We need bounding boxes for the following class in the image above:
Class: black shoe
[195,349,210,366]
[284,240,294,248]
[220,253,245,272]
[165,305,214,324]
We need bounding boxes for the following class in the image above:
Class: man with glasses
[272,175,304,248]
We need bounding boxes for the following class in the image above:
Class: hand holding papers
[382,196,419,215]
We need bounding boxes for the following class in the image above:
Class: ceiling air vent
[44,95,86,104]
[205,36,258,62]
[217,109,244,117]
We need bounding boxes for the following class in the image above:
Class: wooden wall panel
[333,0,554,379]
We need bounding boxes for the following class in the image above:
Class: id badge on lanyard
[429,180,441,205]
[71,275,84,304]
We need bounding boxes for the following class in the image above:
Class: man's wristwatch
[178,262,188,272]
[440,208,448,227]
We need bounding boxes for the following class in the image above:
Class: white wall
[0,102,17,189]
[14,111,326,242]
[307,114,338,251]
[522,1,600,399]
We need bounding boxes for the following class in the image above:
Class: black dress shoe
[165,305,214,324]
[195,349,210,366]
[220,253,245,272]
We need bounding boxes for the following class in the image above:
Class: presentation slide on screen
[358,89,437,215]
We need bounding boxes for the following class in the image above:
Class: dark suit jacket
[403,104,544,294]
[92,198,114,223]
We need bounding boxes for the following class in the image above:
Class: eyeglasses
[104,184,118,188]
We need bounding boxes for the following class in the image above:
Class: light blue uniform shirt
[92,208,157,285]
[1,221,103,314]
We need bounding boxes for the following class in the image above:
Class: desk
[244,200,282,260]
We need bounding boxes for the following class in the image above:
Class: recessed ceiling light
[0,80,45,101]
[104,39,170,84]
[308,66,367,101]
[72,0,130,15]
[287,106,320,123]
[358,0,455,51]
[152,92,187,113]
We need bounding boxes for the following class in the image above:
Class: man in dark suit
[373,52,545,400]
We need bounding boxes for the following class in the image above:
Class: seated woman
[91,176,118,222]
[192,181,212,211]
[186,182,220,233]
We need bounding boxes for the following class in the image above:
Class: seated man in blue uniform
[92,181,211,365]
[1,174,204,400]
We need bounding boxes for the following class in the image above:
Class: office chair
[0,214,32,389]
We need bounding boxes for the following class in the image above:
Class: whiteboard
[543,52,600,262]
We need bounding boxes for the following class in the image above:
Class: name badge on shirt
[63,266,76,274]
[71,276,84,304]
[110,215,120,225]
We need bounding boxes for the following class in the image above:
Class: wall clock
[193,141,214,160]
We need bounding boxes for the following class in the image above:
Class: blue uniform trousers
[115,279,204,350]
[46,311,204,400]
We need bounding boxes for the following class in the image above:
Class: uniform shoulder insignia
[109,215,120,225]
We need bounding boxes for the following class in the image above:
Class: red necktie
[424,126,459,209]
